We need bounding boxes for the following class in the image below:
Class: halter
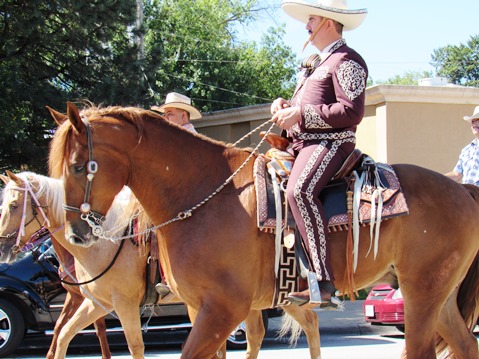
[62,117,106,237]
[1,177,52,252]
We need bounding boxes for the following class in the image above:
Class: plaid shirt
[454,138,479,185]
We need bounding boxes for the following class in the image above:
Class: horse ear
[66,102,85,135]
[46,106,67,125]
[5,170,22,186]
[0,174,8,185]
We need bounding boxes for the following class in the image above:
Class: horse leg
[92,317,112,359]
[54,300,108,359]
[401,286,442,359]
[182,302,248,359]
[46,292,79,359]
[281,305,320,359]
[112,301,145,359]
[243,310,265,359]
[436,289,479,359]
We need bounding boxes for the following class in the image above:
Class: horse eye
[72,165,85,174]
[9,202,18,210]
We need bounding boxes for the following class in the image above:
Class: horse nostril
[68,234,84,245]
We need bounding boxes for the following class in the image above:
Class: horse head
[48,102,136,247]
[0,171,49,262]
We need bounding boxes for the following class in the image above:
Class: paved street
[11,300,408,359]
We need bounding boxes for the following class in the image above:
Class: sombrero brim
[281,1,367,31]
[464,114,479,122]
[151,102,202,120]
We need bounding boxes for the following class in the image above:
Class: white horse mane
[3,172,141,239]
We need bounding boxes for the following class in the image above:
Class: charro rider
[271,0,368,307]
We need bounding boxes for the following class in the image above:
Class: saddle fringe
[343,182,358,301]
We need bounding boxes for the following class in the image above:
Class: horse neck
[127,120,252,225]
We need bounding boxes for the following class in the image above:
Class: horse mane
[48,104,254,179]
[10,172,65,224]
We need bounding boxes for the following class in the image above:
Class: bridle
[1,177,52,253]
[62,117,106,237]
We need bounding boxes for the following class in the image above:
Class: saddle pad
[272,245,299,307]
[254,155,278,231]
[323,164,409,229]
[254,156,409,233]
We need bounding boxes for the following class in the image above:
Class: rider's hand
[272,106,301,130]
[271,98,290,115]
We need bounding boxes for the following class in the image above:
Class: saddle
[254,132,409,305]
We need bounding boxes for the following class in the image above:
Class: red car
[363,284,404,332]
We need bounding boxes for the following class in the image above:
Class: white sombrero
[281,0,367,31]
[464,106,479,123]
[151,92,202,120]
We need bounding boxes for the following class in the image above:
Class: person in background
[445,106,479,185]
[151,92,202,297]
[271,0,368,308]
[151,92,202,133]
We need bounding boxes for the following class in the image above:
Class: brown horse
[0,171,157,359]
[0,170,314,359]
[49,102,479,359]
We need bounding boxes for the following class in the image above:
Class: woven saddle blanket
[253,154,409,233]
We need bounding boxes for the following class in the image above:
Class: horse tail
[277,312,302,346]
[436,183,479,355]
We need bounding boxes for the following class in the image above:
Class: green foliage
[0,0,139,173]
[143,0,296,112]
[1,0,297,172]
[431,35,479,87]
[376,70,434,86]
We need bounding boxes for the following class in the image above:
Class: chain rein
[98,118,276,242]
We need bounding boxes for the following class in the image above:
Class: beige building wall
[196,85,479,175]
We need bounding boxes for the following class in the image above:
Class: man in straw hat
[152,92,202,133]
[270,0,368,307]
[445,106,479,185]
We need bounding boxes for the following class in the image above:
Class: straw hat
[151,92,202,120]
[464,106,479,123]
[281,0,367,31]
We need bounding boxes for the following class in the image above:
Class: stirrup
[155,282,171,299]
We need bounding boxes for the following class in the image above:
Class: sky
[241,0,479,82]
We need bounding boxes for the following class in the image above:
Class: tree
[0,0,139,173]
[143,0,296,112]
[431,35,479,87]
[0,0,297,173]
[376,70,434,86]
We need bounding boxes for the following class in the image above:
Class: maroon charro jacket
[288,39,368,149]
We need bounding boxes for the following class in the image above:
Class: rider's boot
[287,281,342,309]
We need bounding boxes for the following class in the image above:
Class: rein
[57,238,125,286]
[66,115,276,242]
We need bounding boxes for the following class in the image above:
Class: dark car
[0,240,275,356]
[362,284,404,332]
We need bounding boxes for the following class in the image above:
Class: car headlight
[392,288,403,300]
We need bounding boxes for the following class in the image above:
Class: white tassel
[352,171,362,272]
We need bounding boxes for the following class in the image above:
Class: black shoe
[155,282,171,299]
